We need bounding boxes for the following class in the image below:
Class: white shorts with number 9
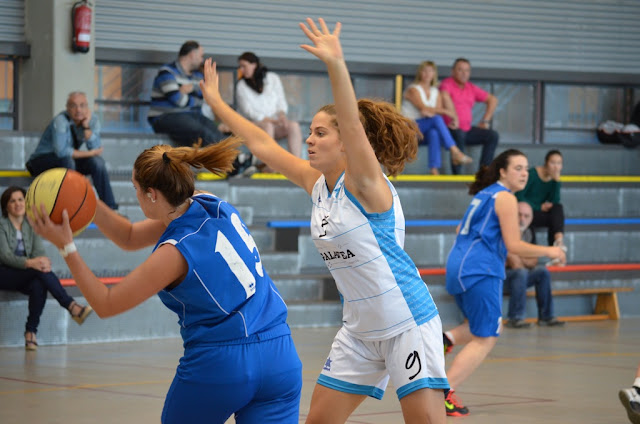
[316,316,449,400]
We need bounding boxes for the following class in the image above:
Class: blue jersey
[446,182,509,295]
[155,193,289,347]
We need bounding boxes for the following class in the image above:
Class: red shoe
[445,390,469,417]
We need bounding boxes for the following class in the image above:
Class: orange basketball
[25,168,97,236]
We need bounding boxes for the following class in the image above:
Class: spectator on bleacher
[148,41,255,177]
[439,58,499,174]
[201,19,449,423]
[25,92,119,210]
[0,186,92,351]
[442,150,566,416]
[401,60,472,174]
[236,52,303,159]
[504,202,564,328]
[515,149,565,248]
[29,141,301,423]
[148,40,223,146]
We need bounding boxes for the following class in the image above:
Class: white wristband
[59,242,77,258]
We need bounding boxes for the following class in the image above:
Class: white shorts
[317,316,449,400]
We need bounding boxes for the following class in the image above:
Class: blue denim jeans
[503,266,554,321]
[415,115,457,169]
[150,111,225,147]
[0,265,74,333]
[26,154,118,210]
[449,126,499,174]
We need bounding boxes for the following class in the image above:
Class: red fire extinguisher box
[72,1,92,53]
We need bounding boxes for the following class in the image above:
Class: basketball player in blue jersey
[200,17,448,424]
[441,149,566,416]
[29,138,302,423]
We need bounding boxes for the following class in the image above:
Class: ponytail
[134,137,242,206]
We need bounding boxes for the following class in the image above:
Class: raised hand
[299,18,343,64]
[199,58,224,108]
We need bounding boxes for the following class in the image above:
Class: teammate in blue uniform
[29,138,302,423]
[200,18,448,424]
[441,149,566,416]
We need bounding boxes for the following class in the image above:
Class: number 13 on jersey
[214,213,264,299]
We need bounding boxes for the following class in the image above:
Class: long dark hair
[1,186,26,217]
[544,149,562,164]
[468,149,526,195]
[238,51,267,94]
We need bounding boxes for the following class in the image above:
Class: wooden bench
[524,287,633,322]
[418,263,639,322]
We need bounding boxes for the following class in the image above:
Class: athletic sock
[444,331,455,345]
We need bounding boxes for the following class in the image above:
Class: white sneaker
[619,387,640,424]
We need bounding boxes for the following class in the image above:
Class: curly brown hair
[317,98,421,177]
[133,137,242,207]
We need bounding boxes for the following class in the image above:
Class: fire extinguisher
[71,0,92,53]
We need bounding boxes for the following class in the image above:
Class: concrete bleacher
[1,131,639,347]
[3,130,640,176]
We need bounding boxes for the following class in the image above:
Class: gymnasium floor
[0,318,637,423]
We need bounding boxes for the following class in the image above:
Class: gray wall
[93,0,640,74]
[18,0,96,131]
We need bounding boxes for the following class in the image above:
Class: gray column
[19,0,95,131]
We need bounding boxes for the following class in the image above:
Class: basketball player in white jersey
[200,18,447,424]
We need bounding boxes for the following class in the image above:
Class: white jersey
[310,173,439,341]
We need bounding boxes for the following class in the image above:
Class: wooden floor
[0,317,638,423]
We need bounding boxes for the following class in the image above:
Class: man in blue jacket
[26,91,118,210]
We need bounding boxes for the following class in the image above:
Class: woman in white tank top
[401,61,472,174]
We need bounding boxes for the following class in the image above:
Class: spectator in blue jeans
[503,202,564,328]
[25,92,118,210]
[148,40,255,176]
[401,61,473,174]
[439,58,499,174]
[0,186,92,351]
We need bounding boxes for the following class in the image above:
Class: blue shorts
[454,276,503,337]
[161,332,302,424]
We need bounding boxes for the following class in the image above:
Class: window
[0,58,14,130]
[353,75,395,104]
[544,84,625,144]
[94,63,235,133]
[490,82,535,144]
[400,77,537,144]
[278,72,332,124]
